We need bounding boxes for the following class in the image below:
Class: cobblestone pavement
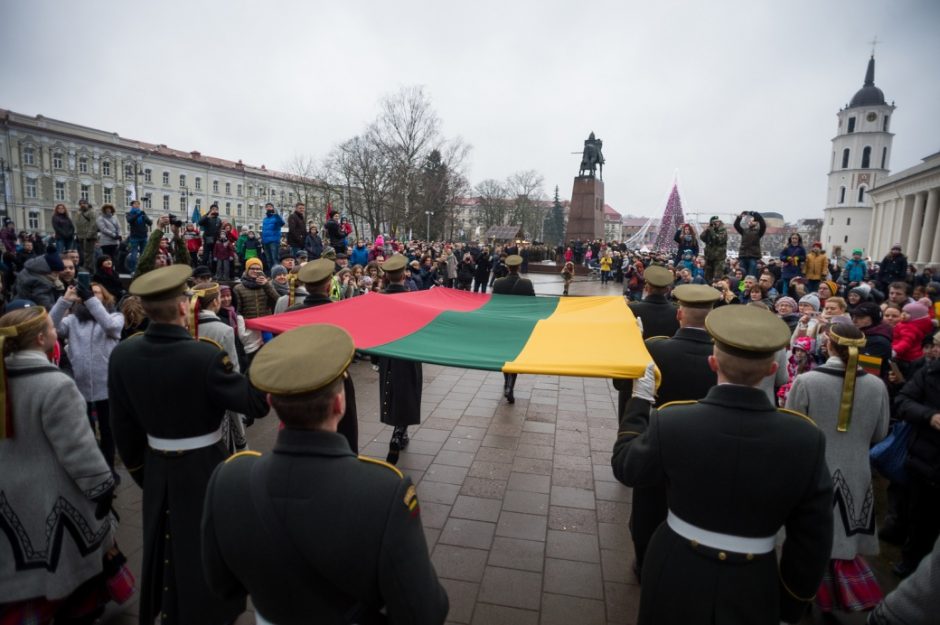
[101,275,894,625]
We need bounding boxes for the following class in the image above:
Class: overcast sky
[2,0,938,222]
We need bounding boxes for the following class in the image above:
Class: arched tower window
[839,187,846,204]
[861,146,871,169]
[881,147,887,169]
[858,186,866,203]
[841,148,850,169]
[847,117,856,133]
[883,115,890,131]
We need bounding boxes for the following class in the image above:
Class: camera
[168,215,183,227]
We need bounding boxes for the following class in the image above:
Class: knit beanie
[271,265,288,278]
[775,296,798,312]
[823,280,839,296]
[799,293,820,312]
[903,302,929,320]
[245,257,263,271]
[850,284,872,300]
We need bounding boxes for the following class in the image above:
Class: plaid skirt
[816,556,884,612]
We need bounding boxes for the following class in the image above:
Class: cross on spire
[868,36,880,57]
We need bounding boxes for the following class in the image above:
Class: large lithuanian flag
[246,290,652,379]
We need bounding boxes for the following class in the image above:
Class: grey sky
[2,0,938,223]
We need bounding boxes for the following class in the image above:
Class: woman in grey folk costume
[786,322,890,614]
[0,306,116,623]
[191,282,248,453]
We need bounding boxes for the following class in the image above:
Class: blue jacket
[126,208,152,240]
[780,245,806,279]
[349,244,369,267]
[261,212,285,244]
[843,259,868,284]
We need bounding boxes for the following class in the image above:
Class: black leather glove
[93,485,116,520]
[76,280,94,302]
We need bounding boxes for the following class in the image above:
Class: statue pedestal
[565,176,605,243]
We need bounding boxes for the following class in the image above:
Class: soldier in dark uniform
[611,305,834,624]
[379,254,423,464]
[629,283,720,578]
[284,258,359,452]
[613,265,678,419]
[108,265,269,625]
[202,325,449,625]
[491,254,535,403]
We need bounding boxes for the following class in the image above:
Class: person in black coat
[612,305,833,624]
[92,255,125,301]
[378,255,423,464]
[628,284,719,578]
[108,265,269,625]
[878,244,909,293]
[202,324,449,625]
[492,255,535,403]
[285,259,359,453]
[473,246,492,293]
[850,301,894,382]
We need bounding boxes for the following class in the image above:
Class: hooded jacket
[804,249,828,280]
[733,212,766,258]
[286,210,306,248]
[261,212,285,245]
[893,316,933,363]
[126,207,152,239]
[349,244,369,267]
[13,256,58,310]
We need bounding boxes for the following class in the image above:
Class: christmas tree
[652,182,687,253]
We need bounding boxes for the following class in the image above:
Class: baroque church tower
[821,55,895,258]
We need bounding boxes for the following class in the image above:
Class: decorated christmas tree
[652,182,687,253]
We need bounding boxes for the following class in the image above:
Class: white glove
[635,316,644,335]
[632,362,657,403]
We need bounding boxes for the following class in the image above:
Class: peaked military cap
[705,305,791,359]
[381,254,408,272]
[129,265,193,301]
[505,254,523,267]
[673,284,721,309]
[644,265,673,288]
[250,324,354,395]
[297,258,335,285]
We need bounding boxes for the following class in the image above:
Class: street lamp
[425,210,434,241]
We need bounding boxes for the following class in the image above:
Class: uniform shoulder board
[657,400,698,410]
[403,483,420,517]
[125,331,145,341]
[645,336,670,344]
[778,408,817,427]
[358,455,404,479]
[198,336,223,350]
[224,450,261,464]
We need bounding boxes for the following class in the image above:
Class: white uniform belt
[667,510,775,554]
[147,426,223,452]
[255,612,275,625]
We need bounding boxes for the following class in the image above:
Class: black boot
[506,374,516,404]
[400,427,410,450]
[387,427,404,464]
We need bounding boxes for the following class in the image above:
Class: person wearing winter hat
[774,296,801,332]
[850,301,893,380]
[893,303,934,366]
[847,283,872,312]
[13,250,64,311]
[793,293,822,346]
[877,244,908,293]
[804,241,828,293]
[818,280,839,305]
[270,264,290,297]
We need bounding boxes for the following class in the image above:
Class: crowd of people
[1,197,939,625]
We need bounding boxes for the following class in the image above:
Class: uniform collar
[385,283,407,293]
[302,293,333,307]
[144,323,193,341]
[674,327,712,343]
[273,428,355,458]
[699,384,775,411]
[642,293,669,304]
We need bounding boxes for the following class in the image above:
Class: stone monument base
[565,176,605,243]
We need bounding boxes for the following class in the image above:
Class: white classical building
[868,152,940,269]
[820,56,895,260]
[0,109,332,234]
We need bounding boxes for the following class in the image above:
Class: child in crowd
[561,261,575,296]
[777,336,815,406]
[892,302,933,367]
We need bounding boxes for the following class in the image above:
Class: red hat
[813,241,822,248]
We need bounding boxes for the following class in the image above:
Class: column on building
[868,202,881,256]
[876,198,894,256]
[905,192,926,260]
[892,194,914,257]
[916,188,939,266]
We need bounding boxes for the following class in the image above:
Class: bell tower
[820,55,895,259]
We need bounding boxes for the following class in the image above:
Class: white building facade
[820,56,895,260]
[0,109,332,234]
[868,152,940,269]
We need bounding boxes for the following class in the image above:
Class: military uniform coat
[284,292,360,452]
[491,273,535,296]
[612,385,834,624]
[379,283,423,427]
[630,327,716,571]
[108,323,269,625]
[202,429,449,625]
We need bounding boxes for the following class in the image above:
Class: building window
[144,169,152,183]
[143,193,152,209]
[861,146,871,169]
[225,202,231,214]
[270,189,276,198]
[841,148,850,169]
[79,156,88,173]
[858,187,866,202]
[125,164,133,178]
[180,196,187,212]
[225,182,231,195]
[883,115,890,131]
[838,187,845,204]
[22,146,35,165]
[195,177,202,191]
[881,147,887,169]
[195,198,202,212]
[179,174,186,187]
[25,178,37,198]
[237,203,243,217]
[28,211,39,230]
[237,184,243,196]
[213,180,219,193]
[162,171,170,186]
[844,236,849,243]
[104,187,113,204]
[55,181,66,201]
[847,117,856,133]
[81,184,90,201]
[102,160,111,176]
[125,189,133,207]
[248,185,254,197]
[53,152,63,169]
[847,217,851,226]
[163,195,170,211]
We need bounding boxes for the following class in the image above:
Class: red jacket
[892,316,933,362]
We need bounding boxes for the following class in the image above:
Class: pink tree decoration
[652,183,686,253]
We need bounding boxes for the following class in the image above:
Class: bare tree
[507,170,545,240]
[475,179,510,230]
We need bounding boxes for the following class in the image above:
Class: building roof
[603,204,621,219]
[849,56,886,108]
[482,225,524,241]
[761,211,784,220]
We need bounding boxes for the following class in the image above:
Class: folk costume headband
[0,309,50,439]
[187,283,220,338]
[828,328,867,432]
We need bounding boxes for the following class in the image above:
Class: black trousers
[87,399,115,469]
[901,477,940,569]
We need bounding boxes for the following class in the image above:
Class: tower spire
[864,55,875,87]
